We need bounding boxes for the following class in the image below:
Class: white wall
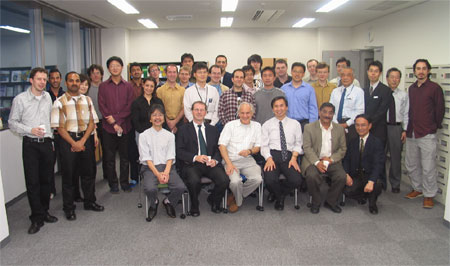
[351,0,450,88]
[0,169,9,244]
[101,28,130,80]
[0,130,25,203]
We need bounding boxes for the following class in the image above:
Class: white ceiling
[41,0,426,30]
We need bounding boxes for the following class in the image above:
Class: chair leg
[256,180,264,211]
[145,195,151,221]
[222,189,228,213]
[137,173,143,208]
[180,191,187,219]
[294,188,300,209]
[307,195,312,208]
[340,193,346,206]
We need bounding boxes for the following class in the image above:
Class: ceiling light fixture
[107,0,139,14]
[0,25,30,34]
[222,0,238,12]
[138,19,158,29]
[292,18,315,28]
[316,0,349,13]
[220,17,234,27]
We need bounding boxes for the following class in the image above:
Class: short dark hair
[316,63,330,71]
[49,68,61,78]
[65,71,79,82]
[413,59,432,78]
[149,104,166,120]
[80,74,91,88]
[291,62,306,72]
[319,102,335,113]
[275,59,288,67]
[242,65,255,76]
[261,66,275,76]
[87,64,104,77]
[106,56,123,68]
[368,60,383,72]
[271,96,288,108]
[129,62,142,71]
[232,69,244,78]
[386,67,402,79]
[355,114,371,124]
[143,77,157,97]
[29,67,48,79]
[181,53,194,64]
[191,101,207,111]
[336,57,351,67]
[209,64,223,74]
[247,54,262,67]
[192,62,208,73]
[215,55,227,63]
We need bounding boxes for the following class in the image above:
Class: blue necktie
[198,125,207,155]
[337,87,347,122]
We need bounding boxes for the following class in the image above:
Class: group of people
[8,52,444,235]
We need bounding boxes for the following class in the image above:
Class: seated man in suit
[343,114,384,214]
[219,102,263,213]
[261,96,302,210]
[176,101,230,217]
[302,102,347,214]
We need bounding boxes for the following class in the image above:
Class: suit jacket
[176,121,222,165]
[364,82,393,143]
[343,134,385,183]
[301,120,347,172]
[222,72,233,89]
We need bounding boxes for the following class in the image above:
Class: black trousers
[344,174,383,206]
[127,129,139,182]
[264,150,302,201]
[102,128,129,189]
[60,135,96,211]
[304,163,346,207]
[181,162,229,210]
[22,137,54,223]
[73,134,97,199]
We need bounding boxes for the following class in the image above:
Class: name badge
[373,96,379,99]
[209,98,213,103]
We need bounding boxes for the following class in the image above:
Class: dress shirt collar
[314,80,331,88]
[288,81,305,89]
[238,120,251,127]
[107,76,125,85]
[275,116,288,124]
[150,126,163,133]
[361,133,369,144]
[63,92,82,102]
[26,88,45,101]
[319,121,333,131]
[195,83,207,90]
[193,120,205,128]
[370,81,380,90]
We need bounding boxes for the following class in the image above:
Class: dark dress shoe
[357,198,367,205]
[369,204,378,215]
[44,212,58,223]
[64,210,77,221]
[274,197,285,211]
[147,205,158,221]
[267,193,276,203]
[74,197,84,203]
[190,209,200,217]
[28,222,44,234]
[110,187,120,194]
[207,196,222,214]
[391,188,400,193]
[163,201,176,218]
[84,202,105,212]
[310,206,320,214]
[324,202,342,213]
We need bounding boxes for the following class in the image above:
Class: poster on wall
[0,71,10,83]
[11,71,22,83]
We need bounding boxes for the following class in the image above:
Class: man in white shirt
[385,68,409,193]
[330,57,361,87]
[329,67,365,142]
[184,63,220,126]
[302,103,347,214]
[219,102,263,213]
[261,96,302,210]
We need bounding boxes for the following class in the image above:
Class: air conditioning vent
[251,9,285,23]
[166,15,193,21]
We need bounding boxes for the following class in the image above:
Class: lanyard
[195,84,209,109]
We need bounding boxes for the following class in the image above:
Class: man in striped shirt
[51,72,104,221]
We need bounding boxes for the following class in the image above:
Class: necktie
[279,121,288,162]
[358,138,364,171]
[198,125,207,155]
[369,86,374,95]
[337,87,347,122]
[388,97,396,124]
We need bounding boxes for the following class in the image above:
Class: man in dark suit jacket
[215,55,233,88]
[343,114,384,214]
[363,60,393,145]
[176,101,230,217]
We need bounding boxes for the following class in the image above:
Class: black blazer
[364,82,393,143]
[176,121,222,165]
[131,95,165,133]
[343,134,385,183]
[222,72,233,88]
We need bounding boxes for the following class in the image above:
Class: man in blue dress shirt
[281,62,318,131]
